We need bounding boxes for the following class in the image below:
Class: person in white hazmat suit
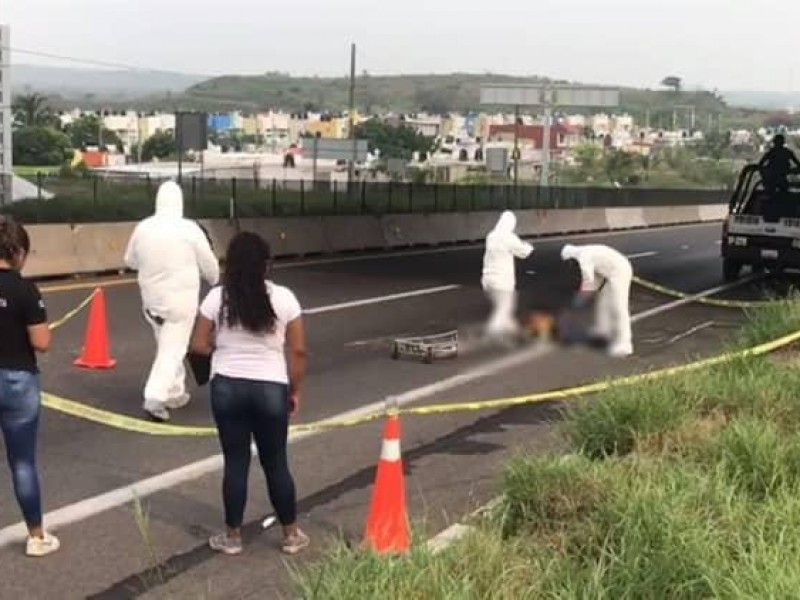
[481,211,534,339]
[124,181,220,422]
[560,244,633,357]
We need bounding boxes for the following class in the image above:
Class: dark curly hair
[221,232,277,334]
[0,216,30,264]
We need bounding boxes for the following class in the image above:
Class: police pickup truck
[721,164,800,281]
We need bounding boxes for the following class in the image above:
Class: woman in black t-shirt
[0,216,59,557]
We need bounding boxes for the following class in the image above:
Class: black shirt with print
[0,269,47,372]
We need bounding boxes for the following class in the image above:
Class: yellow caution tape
[40,327,800,437]
[633,276,772,309]
[48,290,97,331]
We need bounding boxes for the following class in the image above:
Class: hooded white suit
[481,211,534,336]
[124,182,220,417]
[561,244,633,357]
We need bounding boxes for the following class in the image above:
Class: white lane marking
[0,271,752,547]
[525,270,537,275]
[682,245,691,250]
[273,222,717,270]
[632,275,759,323]
[0,343,552,547]
[715,240,722,245]
[423,276,760,555]
[305,285,460,315]
[626,251,659,260]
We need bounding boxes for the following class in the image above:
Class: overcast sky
[4,0,798,90]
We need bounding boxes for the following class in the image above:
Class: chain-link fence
[1,174,730,224]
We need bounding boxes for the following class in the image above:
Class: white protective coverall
[560,244,633,357]
[124,182,220,415]
[481,211,534,336]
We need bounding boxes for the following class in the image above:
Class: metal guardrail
[2,175,730,224]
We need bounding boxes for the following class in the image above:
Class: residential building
[404,114,442,138]
[103,111,140,149]
[305,114,349,139]
[208,113,234,133]
[0,25,10,204]
[138,113,176,142]
[590,113,612,137]
[241,115,258,137]
[487,123,582,157]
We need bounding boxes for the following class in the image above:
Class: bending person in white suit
[560,244,633,357]
[481,211,534,339]
[124,181,220,422]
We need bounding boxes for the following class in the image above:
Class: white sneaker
[144,406,170,422]
[166,394,191,410]
[26,533,60,557]
[281,529,310,555]
[608,343,633,358]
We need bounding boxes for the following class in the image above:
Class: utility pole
[177,112,184,185]
[348,43,357,189]
[513,104,520,199]
[98,107,104,149]
[541,87,552,187]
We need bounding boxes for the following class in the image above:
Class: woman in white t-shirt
[191,231,309,556]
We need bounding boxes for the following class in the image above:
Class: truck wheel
[723,258,742,282]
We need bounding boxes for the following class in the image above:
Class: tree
[414,88,452,115]
[354,118,434,160]
[13,126,73,166]
[13,93,57,128]
[605,150,643,185]
[763,112,800,130]
[661,76,682,93]
[141,130,177,162]
[65,115,123,151]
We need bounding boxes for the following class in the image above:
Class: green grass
[4,174,727,224]
[13,165,62,177]
[295,297,800,599]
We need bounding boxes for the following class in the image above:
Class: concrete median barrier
[516,208,610,236]
[604,207,648,230]
[324,216,386,252]
[199,219,237,259]
[73,223,136,274]
[240,217,332,257]
[699,204,728,221]
[642,206,701,227]
[24,225,79,278]
[467,212,502,242]
[381,215,437,247]
[23,200,730,278]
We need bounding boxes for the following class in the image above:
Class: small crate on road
[392,330,459,364]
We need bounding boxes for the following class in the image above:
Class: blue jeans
[0,370,43,528]
[210,375,297,528]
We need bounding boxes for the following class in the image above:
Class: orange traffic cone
[364,413,410,553]
[74,288,116,370]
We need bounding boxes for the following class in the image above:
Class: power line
[3,47,307,111]
[6,48,264,108]
[10,47,208,77]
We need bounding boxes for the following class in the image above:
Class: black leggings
[210,375,297,528]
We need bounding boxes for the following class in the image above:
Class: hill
[12,64,206,100]
[174,73,763,130]
[722,91,800,110]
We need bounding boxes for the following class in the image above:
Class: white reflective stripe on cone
[381,440,402,462]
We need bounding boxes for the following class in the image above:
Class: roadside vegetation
[296,297,800,599]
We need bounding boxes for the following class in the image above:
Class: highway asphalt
[0,222,789,599]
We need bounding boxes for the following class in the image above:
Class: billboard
[486,147,509,173]
[480,85,620,108]
[176,112,208,152]
[305,137,369,162]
